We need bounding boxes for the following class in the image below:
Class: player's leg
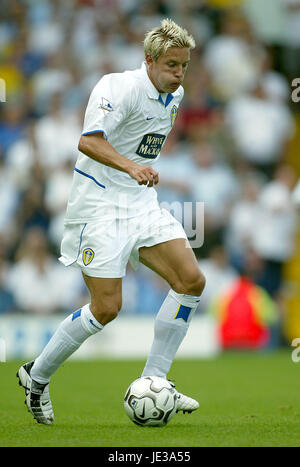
[139,238,205,411]
[139,237,205,296]
[17,276,122,424]
[30,276,122,382]
[82,274,123,325]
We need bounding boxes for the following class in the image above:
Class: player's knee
[90,297,122,326]
[188,272,206,296]
[172,271,206,297]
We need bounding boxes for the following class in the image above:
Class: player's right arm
[78,133,159,188]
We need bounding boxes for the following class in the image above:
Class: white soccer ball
[124,376,177,427]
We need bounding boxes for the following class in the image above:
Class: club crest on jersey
[136,133,166,159]
[170,105,178,126]
[99,97,114,112]
[82,248,95,266]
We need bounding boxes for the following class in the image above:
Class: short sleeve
[82,73,136,140]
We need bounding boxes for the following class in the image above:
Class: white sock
[142,290,201,379]
[30,304,103,384]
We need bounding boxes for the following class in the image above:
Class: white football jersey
[64,62,184,222]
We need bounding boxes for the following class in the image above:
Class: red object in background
[180,108,214,128]
[216,277,272,349]
[76,0,95,6]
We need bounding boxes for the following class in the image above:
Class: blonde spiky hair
[144,18,195,61]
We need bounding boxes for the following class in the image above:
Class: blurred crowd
[0,0,299,345]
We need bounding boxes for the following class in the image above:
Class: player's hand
[127,163,159,187]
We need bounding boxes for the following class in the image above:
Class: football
[124,376,177,427]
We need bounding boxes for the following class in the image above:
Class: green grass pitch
[0,350,300,447]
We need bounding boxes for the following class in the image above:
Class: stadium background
[0,0,300,360]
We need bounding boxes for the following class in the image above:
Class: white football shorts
[59,207,187,278]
